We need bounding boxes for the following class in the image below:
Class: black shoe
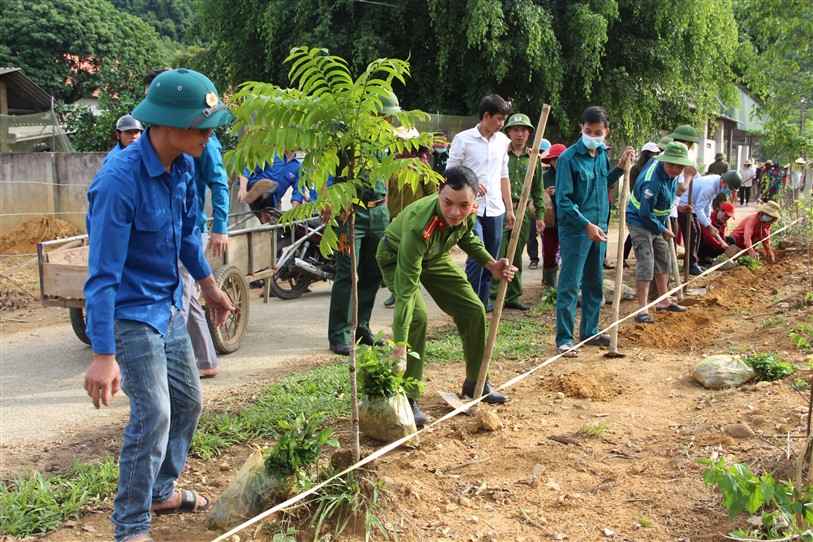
[504,301,531,311]
[383,294,395,308]
[330,343,352,356]
[356,334,386,347]
[461,380,510,404]
[689,265,705,276]
[485,303,494,313]
[408,398,431,426]
[583,333,611,346]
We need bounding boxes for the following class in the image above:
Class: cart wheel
[206,265,249,354]
[69,307,92,346]
[269,262,312,300]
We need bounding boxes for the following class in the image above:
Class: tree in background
[735,0,813,163]
[0,0,167,104]
[194,0,740,145]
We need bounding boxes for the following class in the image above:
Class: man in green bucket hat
[83,68,235,542]
[489,113,545,311]
[626,142,694,323]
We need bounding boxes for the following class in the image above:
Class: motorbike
[269,210,336,300]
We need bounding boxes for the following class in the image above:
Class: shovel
[439,104,551,413]
[605,159,633,358]
[666,219,684,302]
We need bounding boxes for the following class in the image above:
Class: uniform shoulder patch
[421,216,445,240]
[643,189,654,199]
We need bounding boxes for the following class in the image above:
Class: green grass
[425,318,552,365]
[0,456,118,537]
[193,362,352,459]
[577,421,610,438]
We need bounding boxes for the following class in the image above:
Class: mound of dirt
[544,372,623,400]
[622,308,716,350]
[0,216,82,255]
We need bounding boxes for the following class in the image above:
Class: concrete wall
[0,152,104,232]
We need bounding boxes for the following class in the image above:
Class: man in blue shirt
[84,69,235,542]
[237,152,316,215]
[143,70,231,379]
[554,106,634,357]
[626,142,694,323]
[103,114,143,165]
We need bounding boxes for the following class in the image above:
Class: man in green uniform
[489,113,545,311]
[377,166,517,425]
[327,92,400,355]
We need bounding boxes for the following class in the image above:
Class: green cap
[375,90,401,115]
[721,170,742,190]
[655,142,694,167]
[133,68,234,130]
[657,136,673,151]
[668,125,699,144]
[504,113,534,131]
[715,152,726,161]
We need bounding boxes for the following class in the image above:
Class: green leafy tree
[0,0,167,103]
[734,0,813,163]
[228,46,439,461]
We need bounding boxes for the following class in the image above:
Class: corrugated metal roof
[0,67,52,114]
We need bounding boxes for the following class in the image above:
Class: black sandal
[635,313,655,324]
[152,489,210,516]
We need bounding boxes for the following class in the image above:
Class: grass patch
[577,421,610,438]
[756,316,783,331]
[425,318,552,365]
[0,456,118,537]
[193,362,351,459]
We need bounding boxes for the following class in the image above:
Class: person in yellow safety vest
[625,142,694,324]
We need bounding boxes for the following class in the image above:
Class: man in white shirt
[739,159,756,206]
[447,94,515,310]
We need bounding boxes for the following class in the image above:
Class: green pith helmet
[669,124,699,144]
[721,170,742,189]
[655,142,695,166]
[715,152,726,161]
[132,68,234,129]
[657,136,673,150]
[504,113,534,131]
[375,90,401,115]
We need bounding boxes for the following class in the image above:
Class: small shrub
[264,413,339,482]
[742,352,795,381]
[737,255,764,270]
[356,342,423,398]
[540,287,557,309]
[577,421,609,438]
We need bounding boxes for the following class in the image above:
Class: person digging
[376,166,517,426]
[626,142,693,324]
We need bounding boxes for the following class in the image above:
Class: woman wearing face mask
[730,200,781,263]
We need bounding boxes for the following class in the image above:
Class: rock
[468,515,479,523]
[750,415,768,427]
[724,423,755,439]
[476,410,503,432]
[458,496,473,507]
[445,503,460,513]
[230,535,241,542]
[219,461,230,471]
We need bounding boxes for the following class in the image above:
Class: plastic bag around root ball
[206,448,292,531]
[359,392,419,448]
[692,355,756,389]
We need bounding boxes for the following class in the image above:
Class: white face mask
[434,147,448,154]
[581,133,604,150]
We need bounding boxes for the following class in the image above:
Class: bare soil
[4,237,813,542]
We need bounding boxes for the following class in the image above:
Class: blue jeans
[465,213,504,308]
[112,308,202,542]
[555,228,606,347]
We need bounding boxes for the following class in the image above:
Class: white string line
[210,215,806,542]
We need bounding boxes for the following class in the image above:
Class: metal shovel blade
[438,390,471,412]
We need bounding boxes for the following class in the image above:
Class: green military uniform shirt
[382,194,492,343]
[507,148,545,219]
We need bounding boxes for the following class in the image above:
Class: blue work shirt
[678,174,722,227]
[555,139,622,232]
[626,160,678,234]
[243,153,316,207]
[194,135,229,234]
[102,143,124,165]
[85,129,212,355]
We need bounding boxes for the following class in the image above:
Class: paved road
[0,279,449,446]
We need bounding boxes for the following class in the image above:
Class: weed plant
[742,352,796,382]
[577,421,610,438]
[265,413,339,483]
[356,343,423,398]
[0,456,118,537]
[738,255,764,270]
